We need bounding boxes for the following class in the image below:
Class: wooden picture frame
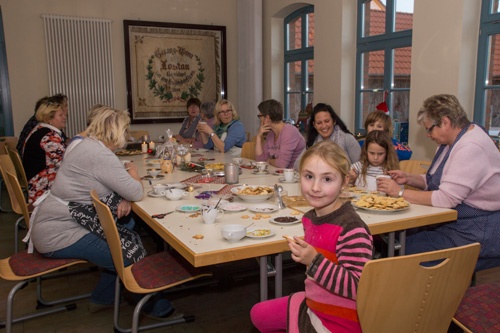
[124,20,227,124]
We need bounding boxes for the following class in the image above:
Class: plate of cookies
[352,194,410,212]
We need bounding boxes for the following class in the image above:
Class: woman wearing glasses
[197,99,246,156]
[255,99,306,168]
[377,94,500,271]
[173,97,202,146]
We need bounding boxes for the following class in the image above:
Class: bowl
[165,188,189,200]
[230,185,274,203]
[147,168,161,178]
[221,224,246,242]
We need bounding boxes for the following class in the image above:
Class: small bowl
[221,224,246,242]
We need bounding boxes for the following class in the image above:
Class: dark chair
[0,171,91,333]
[452,281,500,333]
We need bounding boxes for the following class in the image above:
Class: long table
[125,150,457,300]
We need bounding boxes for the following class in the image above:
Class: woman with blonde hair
[197,99,246,156]
[29,106,180,319]
[22,100,67,203]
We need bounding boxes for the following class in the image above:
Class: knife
[151,211,175,219]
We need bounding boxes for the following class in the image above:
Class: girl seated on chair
[251,140,373,333]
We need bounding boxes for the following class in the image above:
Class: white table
[124,151,457,300]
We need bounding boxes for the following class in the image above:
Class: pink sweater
[428,125,500,210]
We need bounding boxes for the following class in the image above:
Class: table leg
[259,256,268,301]
[274,253,283,298]
[387,232,395,257]
[399,230,406,255]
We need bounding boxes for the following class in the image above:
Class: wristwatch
[210,132,215,138]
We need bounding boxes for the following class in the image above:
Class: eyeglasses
[257,114,265,119]
[219,109,232,115]
[425,124,437,134]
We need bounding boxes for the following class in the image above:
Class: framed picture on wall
[124,20,227,124]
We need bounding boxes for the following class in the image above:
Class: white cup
[232,157,243,165]
[202,208,224,224]
[375,175,391,195]
[283,168,296,182]
[254,161,267,173]
[152,184,168,195]
[165,188,189,200]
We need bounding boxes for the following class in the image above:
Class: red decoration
[376,91,389,113]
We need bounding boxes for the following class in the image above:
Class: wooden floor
[1,186,498,332]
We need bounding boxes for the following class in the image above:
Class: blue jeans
[42,230,173,316]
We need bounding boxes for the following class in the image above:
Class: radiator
[42,14,115,138]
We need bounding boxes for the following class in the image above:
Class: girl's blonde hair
[358,130,399,186]
[214,99,239,125]
[85,106,130,148]
[299,140,351,180]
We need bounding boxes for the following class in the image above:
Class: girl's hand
[117,200,131,218]
[287,237,317,266]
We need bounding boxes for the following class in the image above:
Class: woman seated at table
[173,97,202,146]
[294,103,360,169]
[197,99,246,156]
[377,94,500,271]
[255,99,305,168]
[22,100,67,204]
[191,101,216,149]
[358,110,413,161]
[29,106,180,318]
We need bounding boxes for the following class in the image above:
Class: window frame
[283,5,314,121]
[474,0,500,132]
[355,0,413,136]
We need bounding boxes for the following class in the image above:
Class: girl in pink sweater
[250,140,373,333]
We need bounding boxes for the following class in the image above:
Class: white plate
[220,202,247,212]
[245,227,276,239]
[163,182,187,189]
[230,185,274,203]
[278,177,298,183]
[252,169,270,175]
[143,174,165,180]
[175,204,202,213]
[147,191,165,198]
[248,204,279,214]
[269,216,301,225]
[192,148,210,153]
[353,204,410,213]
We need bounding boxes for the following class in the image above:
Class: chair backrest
[7,148,29,190]
[5,171,31,227]
[90,190,126,282]
[399,160,431,190]
[128,130,150,142]
[241,142,256,160]
[0,155,23,214]
[357,243,480,333]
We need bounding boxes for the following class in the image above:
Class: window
[475,0,500,139]
[355,0,413,143]
[284,5,314,123]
